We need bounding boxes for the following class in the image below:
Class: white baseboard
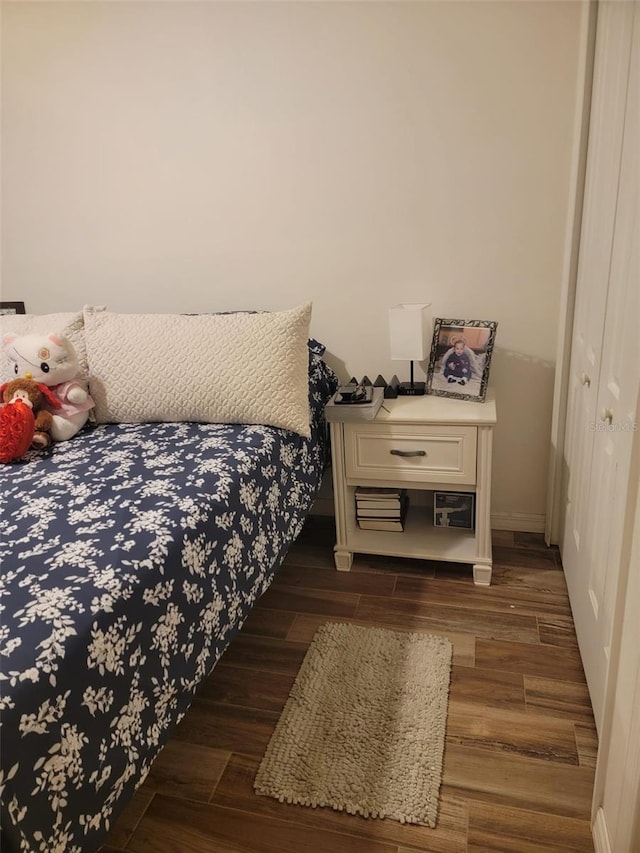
[592,808,611,853]
[490,512,546,533]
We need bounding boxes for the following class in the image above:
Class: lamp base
[398,381,426,396]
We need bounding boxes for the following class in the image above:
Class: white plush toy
[3,332,94,441]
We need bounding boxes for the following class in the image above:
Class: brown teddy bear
[0,378,61,462]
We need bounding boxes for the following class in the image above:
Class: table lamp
[389,303,430,395]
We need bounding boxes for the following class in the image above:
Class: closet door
[561,0,637,732]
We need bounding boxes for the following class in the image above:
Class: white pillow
[83,304,313,437]
[0,311,88,385]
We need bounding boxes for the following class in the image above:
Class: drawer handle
[390,449,427,458]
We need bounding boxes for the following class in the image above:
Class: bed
[0,306,338,852]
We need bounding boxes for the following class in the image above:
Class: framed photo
[0,301,26,316]
[426,318,497,402]
[434,491,475,530]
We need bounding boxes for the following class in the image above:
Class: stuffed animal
[0,378,61,462]
[3,332,94,441]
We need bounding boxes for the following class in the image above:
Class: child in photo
[443,339,472,385]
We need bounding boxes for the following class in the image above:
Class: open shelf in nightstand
[345,485,477,564]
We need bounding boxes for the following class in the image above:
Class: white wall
[0,0,584,525]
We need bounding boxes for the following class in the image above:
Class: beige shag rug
[254,622,452,827]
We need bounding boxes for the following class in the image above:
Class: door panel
[561,0,637,732]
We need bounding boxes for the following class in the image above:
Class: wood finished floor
[102,519,597,853]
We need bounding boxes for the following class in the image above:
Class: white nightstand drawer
[344,423,477,485]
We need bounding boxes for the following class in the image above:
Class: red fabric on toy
[0,400,36,463]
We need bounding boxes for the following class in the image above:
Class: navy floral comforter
[0,352,337,852]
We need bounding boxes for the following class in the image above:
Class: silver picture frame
[425,318,498,402]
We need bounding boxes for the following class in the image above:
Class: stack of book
[355,487,408,531]
[325,387,384,422]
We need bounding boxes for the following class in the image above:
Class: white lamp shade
[389,303,431,361]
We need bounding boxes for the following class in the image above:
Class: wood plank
[274,562,397,596]
[394,575,572,618]
[537,615,581,648]
[492,545,559,570]
[240,607,296,639]
[104,789,154,850]
[283,545,336,570]
[524,676,596,722]
[574,722,599,769]
[127,795,399,853]
[286,613,476,667]
[432,561,476,583]
[489,564,569,592]
[476,638,587,683]
[357,595,540,643]
[211,753,467,853]
[198,663,295,712]
[513,532,555,550]
[449,665,525,711]
[491,530,515,546]
[172,699,278,758]
[283,525,336,569]
[447,701,580,765]
[444,743,595,820]
[218,633,309,676]
[138,740,230,803]
[466,799,594,852]
[350,553,437,577]
[258,585,360,617]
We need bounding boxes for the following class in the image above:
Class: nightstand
[329,392,497,585]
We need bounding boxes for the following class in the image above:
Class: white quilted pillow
[0,311,88,385]
[83,304,313,437]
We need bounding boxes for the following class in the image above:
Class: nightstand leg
[334,548,353,572]
[473,425,493,587]
[473,563,492,586]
